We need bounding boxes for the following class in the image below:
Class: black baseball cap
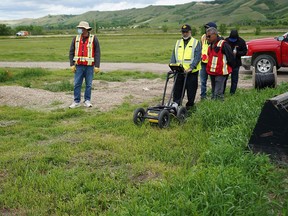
[204,22,217,29]
[181,24,192,32]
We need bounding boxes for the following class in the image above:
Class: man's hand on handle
[185,68,192,73]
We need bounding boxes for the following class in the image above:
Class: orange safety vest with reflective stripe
[73,34,95,66]
[174,38,201,72]
[201,34,209,63]
[206,40,232,76]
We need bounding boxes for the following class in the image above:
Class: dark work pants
[230,66,239,94]
[210,75,228,100]
[173,71,198,108]
[223,66,239,95]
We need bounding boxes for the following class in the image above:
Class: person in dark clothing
[206,27,235,100]
[224,29,247,95]
[170,24,201,110]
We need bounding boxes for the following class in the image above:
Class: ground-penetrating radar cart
[133,64,188,128]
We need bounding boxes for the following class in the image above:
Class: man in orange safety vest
[69,21,101,108]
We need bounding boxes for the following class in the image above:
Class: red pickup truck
[241,32,288,73]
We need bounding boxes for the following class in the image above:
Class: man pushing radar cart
[133,63,188,129]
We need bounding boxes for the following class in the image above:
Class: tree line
[0,24,43,36]
[0,23,266,36]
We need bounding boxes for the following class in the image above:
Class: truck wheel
[253,55,275,74]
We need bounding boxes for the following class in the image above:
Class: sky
[0,0,210,20]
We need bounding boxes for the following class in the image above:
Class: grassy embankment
[0,33,287,215]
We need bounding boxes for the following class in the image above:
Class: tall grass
[0,83,287,215]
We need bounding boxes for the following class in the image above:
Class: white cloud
[0,0,211,20]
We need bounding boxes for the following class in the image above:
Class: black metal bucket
[248,92,288,164]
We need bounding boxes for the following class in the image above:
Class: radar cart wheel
[133,108,145,126]
[158,110,170,128]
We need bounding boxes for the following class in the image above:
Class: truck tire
[253,54,275,74]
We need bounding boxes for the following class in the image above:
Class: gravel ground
[0,62,169,73]
[0,62,287,112]
[0,79,165,112]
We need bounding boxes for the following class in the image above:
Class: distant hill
[2,0,288,29]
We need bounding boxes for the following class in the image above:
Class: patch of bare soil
[0,73,256,112]
[0,62,287,112]
[0,79,168,111]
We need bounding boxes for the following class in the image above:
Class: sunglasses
[206,34,213,38]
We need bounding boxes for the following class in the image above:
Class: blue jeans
[73,65,94,103]
[200,62,208,99]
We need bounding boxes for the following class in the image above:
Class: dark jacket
[225,30,247,67]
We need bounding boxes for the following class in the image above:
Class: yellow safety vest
[174,38,201,72]
[201,34,209,63]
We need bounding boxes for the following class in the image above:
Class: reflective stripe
[201,34,206,44]
[86,35,94,65]
[217,40,224,47]
[73,57,94,62]
[210,56,218,73]
[73,35,81,63]
[175,40,182,65]
[222,55,228,75]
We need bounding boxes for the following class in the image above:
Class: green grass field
[0,83,287,215]
[0,34,179,63]
[0,66,288,214]
[0,31,288,214]
[0,31,286,63]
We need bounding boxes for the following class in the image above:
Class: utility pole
[94,20,97,34]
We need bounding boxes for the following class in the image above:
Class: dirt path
[0,62,169,73]
[0,62,287,111]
